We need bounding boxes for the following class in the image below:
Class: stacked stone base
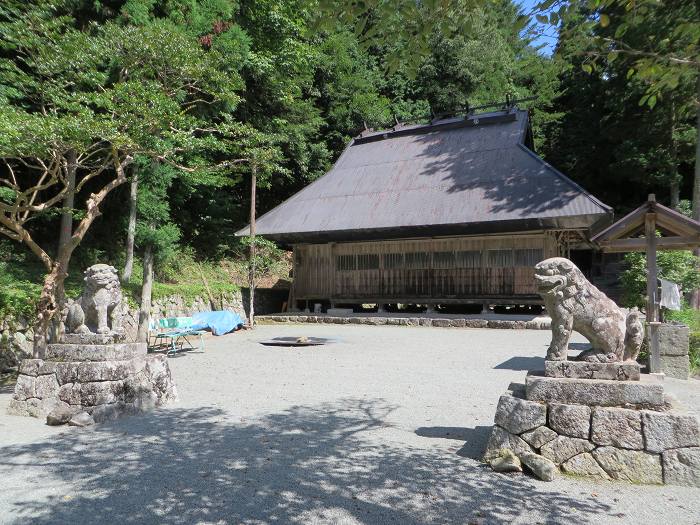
[8,342,177,423]
[484,366,700,487]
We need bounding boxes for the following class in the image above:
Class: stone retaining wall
[257,314,552,330]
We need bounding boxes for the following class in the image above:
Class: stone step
[525,372,665,407]
[45,342,147,362]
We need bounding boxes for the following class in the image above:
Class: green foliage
[238,236,289,284]
[666,307,700,375]
[621,249,700,308]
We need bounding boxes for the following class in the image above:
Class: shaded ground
[0,325,699,524]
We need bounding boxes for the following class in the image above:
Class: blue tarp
[191,311,245,336]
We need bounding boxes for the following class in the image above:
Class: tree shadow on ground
[0,398,611,524]
[493,356,545,371]
[415,426,493,461]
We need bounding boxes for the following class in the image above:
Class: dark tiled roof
[238,109,611,243]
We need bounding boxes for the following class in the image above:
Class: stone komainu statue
[66,264,124,336]
[534,257,643,363]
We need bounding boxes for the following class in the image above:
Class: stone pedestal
[8,341,177,423]
[656,323,690,380]
[485,364,700,486]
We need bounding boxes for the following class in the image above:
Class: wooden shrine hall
[237,107,613,309]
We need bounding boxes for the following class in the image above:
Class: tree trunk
[137,244,154,343]
[56,149,77,306]
[121,172,138,283]
[33,264,65,358]
[670,179,680,209]
[248,164,257,328]
[690,77,700,309]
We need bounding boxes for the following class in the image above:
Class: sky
[515,0,559,55]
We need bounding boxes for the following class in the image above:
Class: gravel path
[0,325,698,524]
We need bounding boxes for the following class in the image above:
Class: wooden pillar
[645,194,660,372]
[248,163,257,328]
[645,196,658,323]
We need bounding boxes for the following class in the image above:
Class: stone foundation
[485,362,700,486]
[257,314,552,330]
[8,342,177,423]
[655,323,690,380]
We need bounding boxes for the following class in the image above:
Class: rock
[55,362,80,384]
[544,360,640,381]
[487,320,520,329]
[143,355,178,404]
[662,447,700,487]
[548,403,591,439]
[592,446,663,484]
[525,373,664,407]
[642,412,700,453]
[34,374,60,399]
[79,380,125,406]
[519,452,557,481]
[591,407,643,450]
[13,374,36,400]
[77,360,135,382]
[521,426,558,449]
[540,435,595,465]
[493,394,546,434]
[68,411,95,427]
[18,359,43,377]
[46,404,74,425]
[464,319,488,328]
[483,426,533,462]
[489,449,523,473]
[561,452,611,480]
[658,355,689,380]
[58,383,82,405]
[11,330,32,356]
[657,323,689,356]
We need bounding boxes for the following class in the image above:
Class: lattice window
[382,253,404,269]
[488,249,513,267]
[357,253,379,270]
[405,252,431,269]
[455,250,482,268]
[336,254,356,271]
[514,248,544,267]
[433,251,456,269]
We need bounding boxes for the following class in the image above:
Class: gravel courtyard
[1,325,699,525]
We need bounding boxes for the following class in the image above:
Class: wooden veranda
[292,232,562,306]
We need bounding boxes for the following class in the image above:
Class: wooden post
[645,195,658,323]
[248,163,257,328]
[645,194,660,372]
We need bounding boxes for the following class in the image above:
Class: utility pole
[248,162,257,328]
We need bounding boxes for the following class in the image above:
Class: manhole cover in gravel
[258,336,334,347]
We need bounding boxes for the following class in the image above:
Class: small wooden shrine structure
[238,107,612,309]
[591,194,700,370]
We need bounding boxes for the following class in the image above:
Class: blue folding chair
[150,317,205,355]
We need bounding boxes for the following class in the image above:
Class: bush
[621,249,700,308]
[690,332,700,375]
